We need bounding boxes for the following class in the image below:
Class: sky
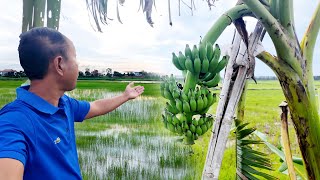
[0,0,319,76]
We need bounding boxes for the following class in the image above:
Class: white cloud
[0,0,319,77]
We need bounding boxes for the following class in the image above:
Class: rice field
[0,79,320,179]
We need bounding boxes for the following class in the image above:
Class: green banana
[196,126,203,136]
[201,124,208,134]
[160,87,165,98]
[164,81,169,91]
[182,100,191,113]
[181,91,189,102]
[195,87,201,99]
[172,115,180,125]
[190,97,197,111]
[190,124,196,133]
[203,73,221,88]
[188,89,192,98]
[212,55,229,75]
[168,83,175,93]
[193,133,198,140]
[172,89,180,99]
[175,98,183,112]
[185,44,192,60]
[199,42,207,61]
[160,82,165,90]
[198,117,204,125]
[172,52,184,70]
[178,51,187,69]
[166,113,172,123]
[207,92,214,106]
[196,95,204,112]
[192,118,198,126]
[183,123,189,131]
[186,130,193,139]
[192,45,199,60]
[176,125,183,134]
[164,89,174,101]
[169,99,176,108]
[212,93,217,103]
[167,123,175,132]
[201,56,210,74]
[166,102,179,114]
[208,54,219,72]
[193,57,201,75]
[202,94,208,108]
[206,42,214,61]
[179,114,187,124]
[185,57,195,73]
[211,44,221,63]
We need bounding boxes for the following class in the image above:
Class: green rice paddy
[1,79,319,179]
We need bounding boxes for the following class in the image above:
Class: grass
[0,79,319,179]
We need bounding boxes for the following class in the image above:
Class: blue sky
[0,0,319,76]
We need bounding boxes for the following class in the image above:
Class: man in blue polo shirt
[0,27,144,179]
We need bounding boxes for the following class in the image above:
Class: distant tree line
[78,68,161,80]
[1,68,320,81]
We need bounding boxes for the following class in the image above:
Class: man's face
[62,40,79,91]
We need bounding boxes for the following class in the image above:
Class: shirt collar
[16,85,65,115]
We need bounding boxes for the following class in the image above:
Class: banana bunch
[163,42,227,145]
[162,113,214,141]
[160,76,217,115]
[172,42,229,88]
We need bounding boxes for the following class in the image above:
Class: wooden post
[202,22,265,180]
[279,101,297,180]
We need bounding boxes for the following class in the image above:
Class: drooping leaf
[254,130,308,179]
[143,0,154,27]
[116,0,123,24]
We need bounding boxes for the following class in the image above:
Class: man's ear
[53,56,65,76]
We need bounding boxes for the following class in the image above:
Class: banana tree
[21,0,320,178]
[199,1,320,179]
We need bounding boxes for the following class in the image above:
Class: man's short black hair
[18,27,69,80]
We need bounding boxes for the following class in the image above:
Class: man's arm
[85,82,144,119]
[0,158,24,180]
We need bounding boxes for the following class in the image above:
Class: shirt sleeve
[68,97,90,122]
[0,112,28,166]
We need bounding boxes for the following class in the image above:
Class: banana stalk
[202,4,252,44]
[183,71,198,94]
[300,2,320,109]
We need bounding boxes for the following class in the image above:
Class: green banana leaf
[235,119,276,180]
[254,130,307,179]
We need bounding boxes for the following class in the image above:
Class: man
[0,27,144,179]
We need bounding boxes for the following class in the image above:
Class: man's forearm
[85,93,129,119]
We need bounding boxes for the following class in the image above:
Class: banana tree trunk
[245,0,320,178]
[278,71,320,179]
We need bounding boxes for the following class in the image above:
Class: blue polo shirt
[0,86,90,180]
